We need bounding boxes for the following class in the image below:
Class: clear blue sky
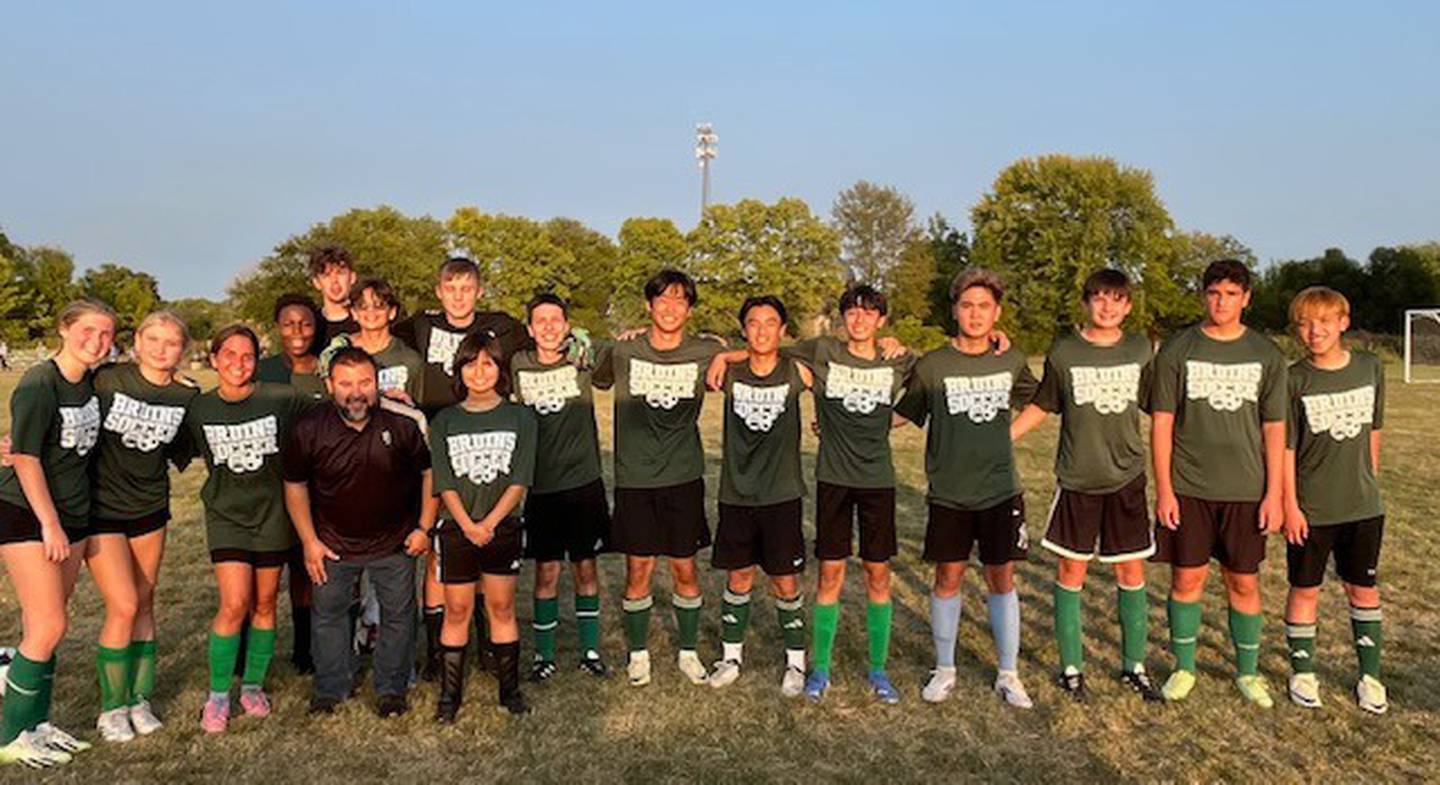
[2,2,1437,300]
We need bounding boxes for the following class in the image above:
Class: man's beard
[337,395,374,422]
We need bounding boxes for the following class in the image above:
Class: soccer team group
[0,244,1390,769]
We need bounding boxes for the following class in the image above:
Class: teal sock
[1054,582,1084,672]
[1228,608,1263,677]
[533,596,559,663]
[208,631,240,694]
[96,645,133,712]
[130,640,157,703]
[241,626,277,688]
[811,603,839,676]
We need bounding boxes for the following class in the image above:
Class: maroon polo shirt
[283,403,430,559]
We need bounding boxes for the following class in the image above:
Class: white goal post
[1403,308,1440,383]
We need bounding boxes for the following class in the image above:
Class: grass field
[0,361,1437,783]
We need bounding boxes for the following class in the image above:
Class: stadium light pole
[695,122,718,219]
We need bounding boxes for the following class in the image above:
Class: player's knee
[534,563,562,595]
[933,565,964,596]
[771,574,799,598]
[1225,574,1260,602]
[105,585,139,625]
[1344,583,1380,607]
[1171,568,1207,597]
[486,594,516,624]
[25,613,67,653]
[1058,558,1089,587]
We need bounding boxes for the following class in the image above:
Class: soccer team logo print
[1069,364,1141,414]
[203,416,279,473]
[104,393,186,451]
[518,366,582,415]
[731,382,789,432]
[629,359,699,410]
[427,329,466,376]
[826,364,894,414]
[1185,361,1262,412]
[447,431,517,484]
[944,372,1013,423]
[1301,385,1375,441]
[59,396,101,456]
[377,365,409,393]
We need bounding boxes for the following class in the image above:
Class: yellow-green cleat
[1161,670,1196,701]
[1235,675,1274,708]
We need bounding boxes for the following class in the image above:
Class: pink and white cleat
[200,695,229,734]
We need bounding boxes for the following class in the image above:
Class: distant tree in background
[544,217,617,333]
[832,181,920,287]
[446,208,579,317]
[613,217,689,331]
[81,263,161,335]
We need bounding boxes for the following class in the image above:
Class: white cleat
[780,665,805,698]
[33,722,90,754]
[994,670,1034,709]
[709,659,741,689]
[1288,673,1323,708]
[627,650,652,687]
[678,650,710,685]
[922,666,957,704]
[0,730,71,768]
[128,700,163,735]
[1355,675,1389,715]
[96,708,135,743]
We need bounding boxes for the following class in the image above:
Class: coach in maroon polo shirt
[283,347,434,718]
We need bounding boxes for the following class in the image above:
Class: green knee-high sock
[1350,605,1382,679]
[777,595,806,652]
[1168,598,1202,673]
[0,652,48,744]
[130,640,157,704]
[532,597,559,663]
[622,595,653,653]
[1054,583,1084,672]
[1285,621,1317,675]
[207,631,241,694]
[241,626,277,688]
[1228,608,1263,677]
[575,594,601,658]
[866,601,893,672]
[811,603,839,676]
[721,589,752,646]
[38,656,55,723]
[1118,584,1149,673]
[672,594,702,651]
[96,645,133,712]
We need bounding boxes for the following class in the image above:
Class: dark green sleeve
[894,364,930,427]
[1010,357,1040,410]
[1260,351,1288,423]
[589,340,616,390]
[1138,356,1156,415]
[1031,354,1062,414]
[1285,371,1302,450]
[511,409,538,488]
[167,416,198,471]
[1372,355,1386,430]
[429,414,456,494]
[9,375,56,457]
[1150,340,1182,414]
[392,315,420,352]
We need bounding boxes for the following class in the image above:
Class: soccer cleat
[529,660,558,684]
[96,707,136,743]
[308,695,340,715]
[1120,668,1164,703]
[1355,675,1388,715]
[1235,675,1274,709]
[33,722,90,753]
[238,688,272,718]
[803,670,830,703]
[376,693,408,718]
[994,670,1034,709]
[677,650,709,685]
[128,700,163,735]
[922,667,957,704]
[200,695,230,734]
[1288,673,1323,708]
[781,665,805,698]
[1056,668,1088,702]
[500,690,532,716]
[1161,670,1197,702]
[626,650,651,687]
[578,652,608,678]
[709,659,742,689]
[0,730,70,768]
[869,670,901,705]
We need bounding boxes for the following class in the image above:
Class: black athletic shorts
[91,508,170,539]
[611,478,711,559]
[713,499,806,576]
[1041,474,1154,563]
[0,499,88,546]
[433,517,524,583]
[1151,495,1266,574]
[814,482,896,563]
[210,545,300,568]
[1287,516,1383,588]
[524,478,611,563]
[923,495,1028,566]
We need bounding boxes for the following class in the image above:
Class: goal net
[1404,309,1440,383]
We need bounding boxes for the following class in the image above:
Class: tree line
[3,155,1437,353]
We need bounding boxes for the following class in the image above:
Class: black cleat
[308,696,340,715]
[500,691,532,716]
[578,656,608,678]
[529,660,558,683]
[1120,669,1164,703]
[376,693,409,718]
[1057,670,1088,701]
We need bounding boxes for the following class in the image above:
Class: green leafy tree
[887,238,938,320]
[544,217,617,333]
[1160,232,1256,333]
[0,253,29,343]
[13,246,80,339]
[167,297,235,344]
[832,181,920,286]
[613,217,688,331]
[80,263,161,334]
[1248,248,1365,332]
[923,214,970,334]
[1363,246,1439,334]
[446,208,577,318]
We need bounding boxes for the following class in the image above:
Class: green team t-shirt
[368,337,424,401]
[430,401,538,522]
[591,334,722,489]
[1032,331,1153,494]
[1287,352,1385,525]
[511,350,602,494]
[895,344,1038,511]
[91,363,199,520]
[719,358,805,506]
[0,360,101,528]
[1150,325,1288,503]
[184,382,307,553]
[787,336,914,489]
[256,355,326,401]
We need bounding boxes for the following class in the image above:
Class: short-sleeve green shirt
[256,355,326,401]
[1286,352,1385,525]
[369,337,424,401]
[91,362,199,520]
[511,350,602,494]
[719,358,805,506]
[895,344,1038,511]
[1150,325,1288,502]
[430,401,538,522]
[0,360,100,527]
